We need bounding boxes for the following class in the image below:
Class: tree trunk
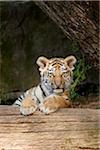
[34,1,99,69]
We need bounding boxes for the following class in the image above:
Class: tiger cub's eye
[48,73,53,78]
[63,72,69,78]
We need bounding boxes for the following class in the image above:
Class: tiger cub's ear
[64,55,77,70]
[36,56,49,70]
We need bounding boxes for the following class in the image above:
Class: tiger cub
[14,56,76,115]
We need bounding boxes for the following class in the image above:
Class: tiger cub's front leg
[39,95,71,114]
[20,95,38,115]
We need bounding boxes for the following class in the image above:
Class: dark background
[0,2,99,106]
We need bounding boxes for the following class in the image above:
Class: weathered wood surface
[0,106,99,150]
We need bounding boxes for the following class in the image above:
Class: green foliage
[70,58,91,100]
[96,105,100,109]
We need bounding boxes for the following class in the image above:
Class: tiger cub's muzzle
[53,76,65,93]
[54,77,63,88]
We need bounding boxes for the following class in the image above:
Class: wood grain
[0,106,99,150]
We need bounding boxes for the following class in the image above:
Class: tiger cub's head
[37,56,76,94]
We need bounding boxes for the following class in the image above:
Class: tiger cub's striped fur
[14,56,76,115]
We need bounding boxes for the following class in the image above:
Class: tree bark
[34,1,99,69]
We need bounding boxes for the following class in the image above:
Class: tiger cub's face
[37,56,76,93]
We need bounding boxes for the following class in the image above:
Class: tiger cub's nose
[54,77,62,88]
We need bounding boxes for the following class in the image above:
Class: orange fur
[21,93,37,109]
[43,95,71,111]
[16,56,76,115]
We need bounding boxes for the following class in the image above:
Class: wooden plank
[0,106,99,150]
[0,106,99,116]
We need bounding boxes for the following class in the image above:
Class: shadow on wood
[0,106,99,150]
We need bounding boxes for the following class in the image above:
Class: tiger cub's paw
[39,95,71,114]
[20,106,37,116]
[20,97,37,116]
[39,96,59,114]
[39,103,58,115]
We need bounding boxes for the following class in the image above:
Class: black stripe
[15,103,20,106]
[39,84,47,97]
[13,102,20,106]
[18,98,22,102]
[50,59,63,65]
